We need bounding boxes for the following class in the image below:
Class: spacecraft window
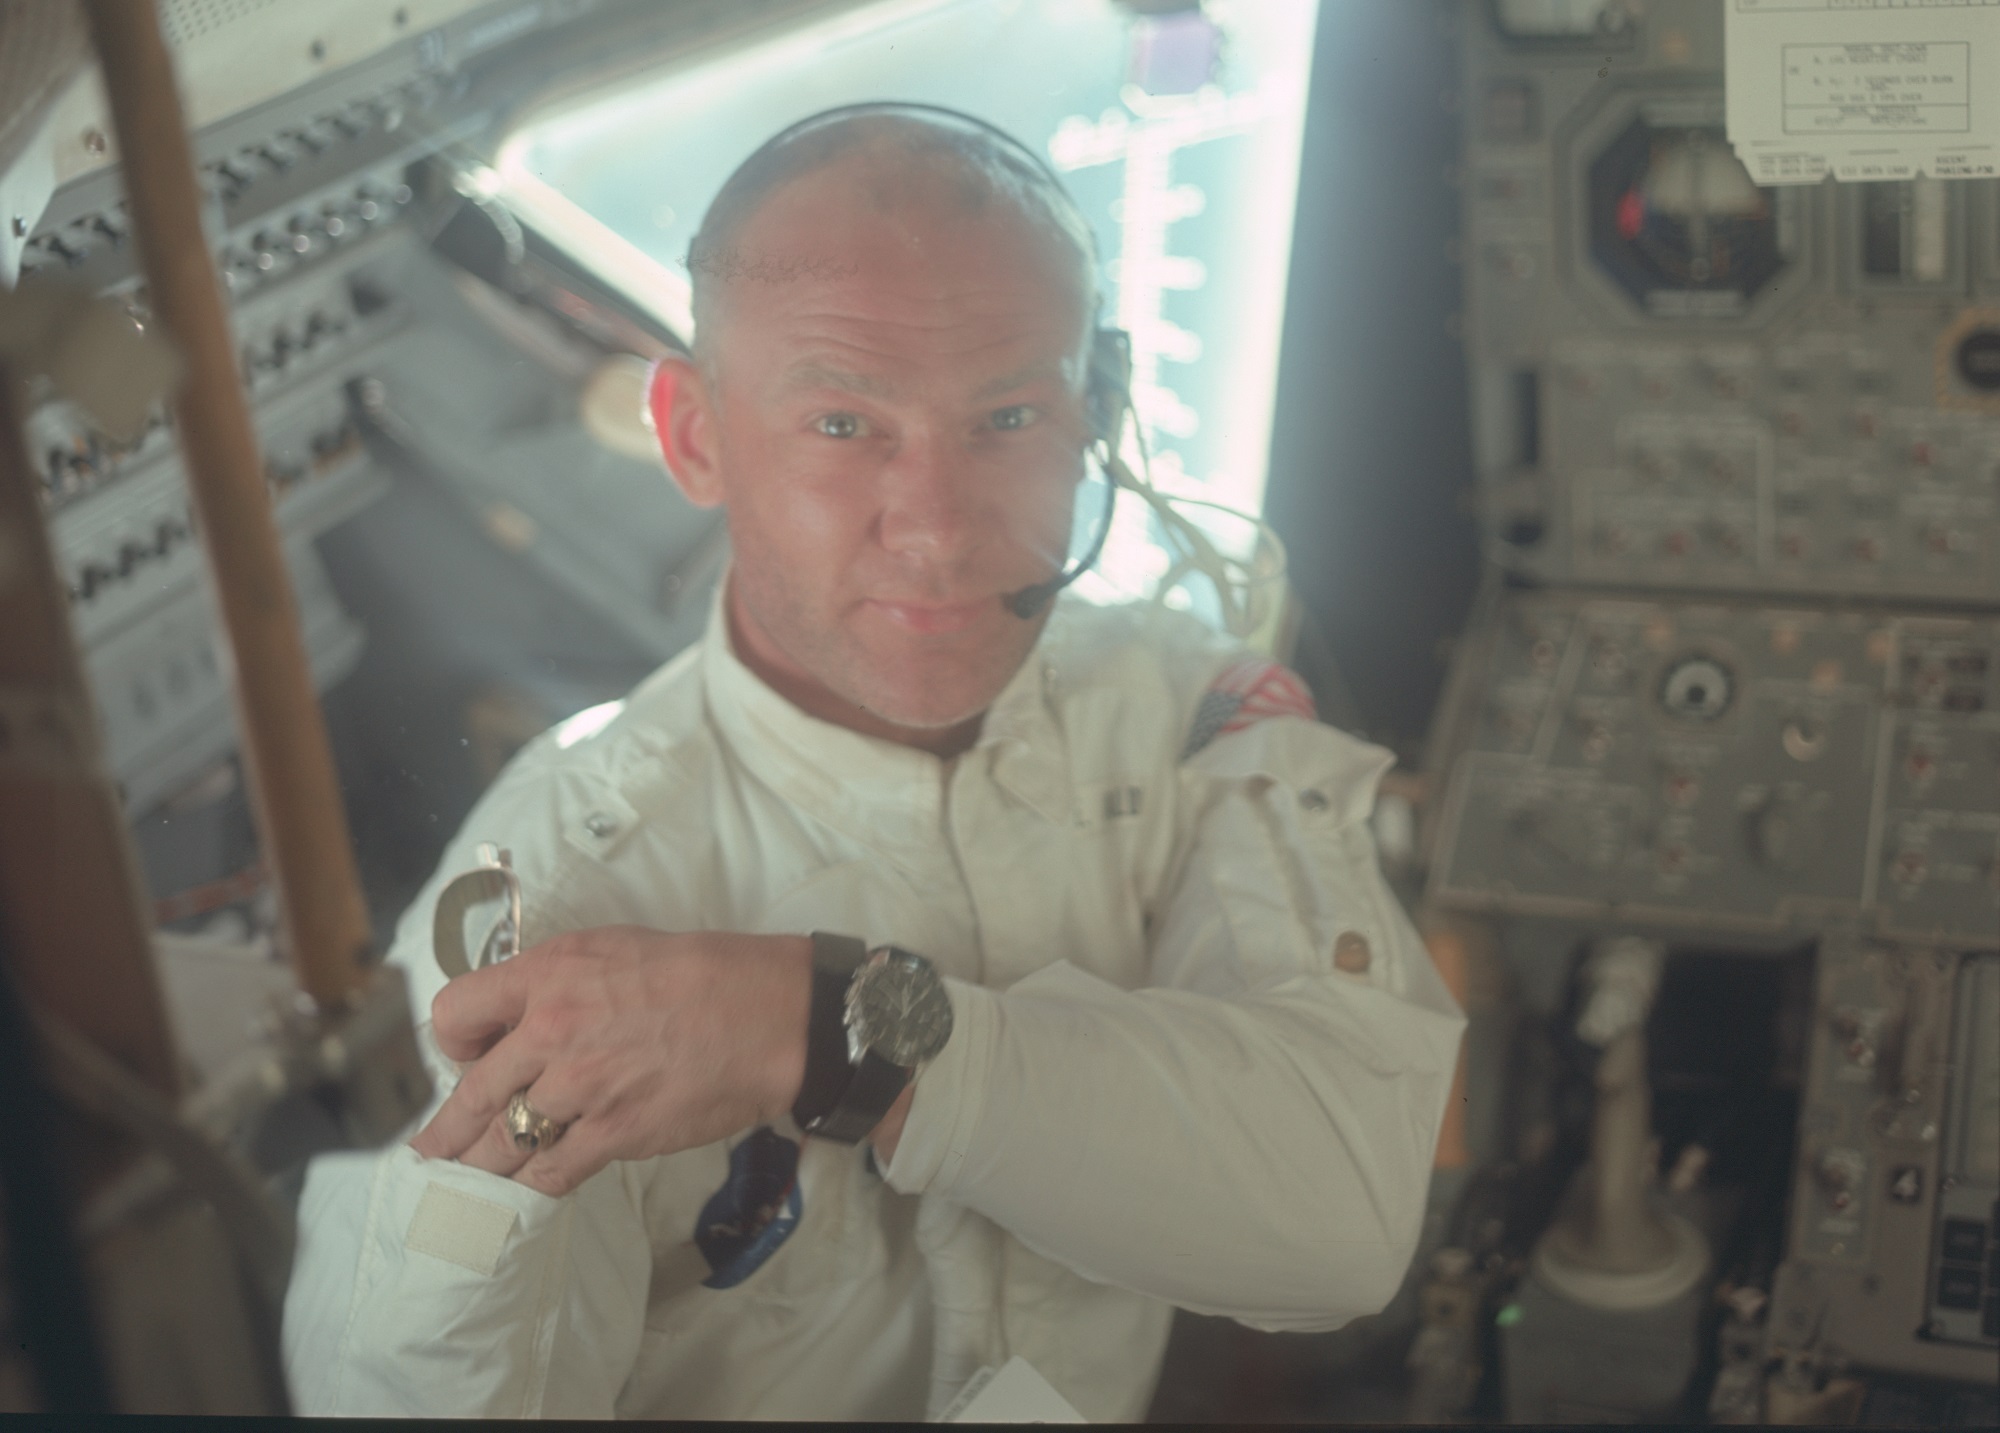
[493,0,1320,627]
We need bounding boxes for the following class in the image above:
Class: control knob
[1660,655,1733,721]
[1828,1008,1877,1068]
[1814,1149,1866,1212]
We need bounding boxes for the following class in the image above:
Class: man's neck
[723,582,985,759]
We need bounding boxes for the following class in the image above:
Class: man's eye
[813,413,863,439]
[989,405,1036,432]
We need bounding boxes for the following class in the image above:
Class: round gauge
[1659,655,1734,721]
[1955,326,2000,393]
[1588,119,1787,314]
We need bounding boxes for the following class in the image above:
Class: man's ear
[650,353,724,508]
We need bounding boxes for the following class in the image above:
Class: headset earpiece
[1006,327,1132,620]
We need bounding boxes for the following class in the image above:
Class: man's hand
[409,927,812,1197]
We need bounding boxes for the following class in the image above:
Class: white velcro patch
[405,1182,520,1276]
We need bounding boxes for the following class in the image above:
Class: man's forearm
[883,960,1464,1332]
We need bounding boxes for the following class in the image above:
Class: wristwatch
[792,932,953,1144]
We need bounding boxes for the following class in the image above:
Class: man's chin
[847,647,1030,734]
[856,686,997,734]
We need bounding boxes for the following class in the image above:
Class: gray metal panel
[1458,0,2000,604]
[1769,944,1997,1384]
[1434,0,1999,1401]
[1426,588,1999,948]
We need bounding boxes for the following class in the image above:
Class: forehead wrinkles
[736,295,1086,391]
[711,210,1090,389]
[752,309,1085,405]
[782,269,1075,338]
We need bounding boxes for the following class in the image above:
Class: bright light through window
[499,0,1319,618]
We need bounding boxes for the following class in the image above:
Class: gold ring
[504,1089,564,1152]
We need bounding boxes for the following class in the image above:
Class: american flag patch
[1181,657,1317,759]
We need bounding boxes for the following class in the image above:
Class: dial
[849,947,953,1068]
[1956,326,2000,393]
[1588,119,1789,315]
[1659,655,1734,721]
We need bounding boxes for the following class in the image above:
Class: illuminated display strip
[1052,87,1270,450]
[1050,82,1294,607]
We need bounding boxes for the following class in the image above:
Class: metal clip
[431,841,522,981]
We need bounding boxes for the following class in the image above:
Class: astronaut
[281,104,1465,1421]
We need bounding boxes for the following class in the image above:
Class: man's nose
[876,428,978,561]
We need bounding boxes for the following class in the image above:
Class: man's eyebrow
[971,360,1067,402]
[780,361,898,400]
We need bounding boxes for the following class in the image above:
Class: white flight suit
[282,590,1466,1421]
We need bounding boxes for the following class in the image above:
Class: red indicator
[1617,188,1645,240]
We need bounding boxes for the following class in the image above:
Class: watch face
[849,948,953,1067]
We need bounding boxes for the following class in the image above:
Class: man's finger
[450,1104,538,1178]
[444,1073,587,1177]
[408,1029,544,1160]
[513,1121,613,1199]
[429,957,534,1063]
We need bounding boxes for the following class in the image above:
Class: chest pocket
[968,777,1161,991]
[643,1127,884,1338]
[717,1134,877,1297]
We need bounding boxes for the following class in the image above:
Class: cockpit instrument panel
[1439,6,1999,1399]
[1427,588,1999,948]
[1462,1,2000,603]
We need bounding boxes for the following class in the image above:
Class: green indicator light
[1495,1303,1524,1328]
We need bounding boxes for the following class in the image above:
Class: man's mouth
[864,598,992,635]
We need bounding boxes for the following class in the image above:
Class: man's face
[661,155,1094,742]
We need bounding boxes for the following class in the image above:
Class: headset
[692,101,1285,635]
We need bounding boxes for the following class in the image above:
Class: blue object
[695,1126,803,1289]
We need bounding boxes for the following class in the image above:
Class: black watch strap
[811,1050,911,1145]
[793,932,921,1145]
[792,933,866,1135]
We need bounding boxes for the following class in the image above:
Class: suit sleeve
[280,757,652,1416]
[882,713,1466,1332]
